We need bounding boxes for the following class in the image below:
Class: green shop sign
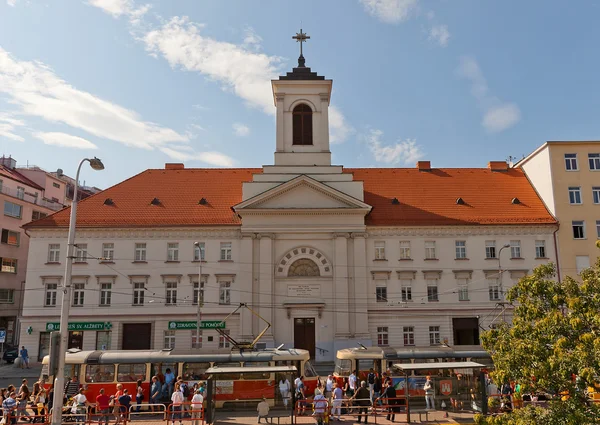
[168,321,225,330]
[46,322,112,332]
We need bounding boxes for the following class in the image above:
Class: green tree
[476,249,600,425]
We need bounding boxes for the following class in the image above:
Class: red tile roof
[24,166,555,229]
[0,165,44,191]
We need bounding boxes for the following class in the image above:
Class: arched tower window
[288,258,320,277]
[292,104,313,145]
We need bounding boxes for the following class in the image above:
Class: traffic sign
[0,330,5,343]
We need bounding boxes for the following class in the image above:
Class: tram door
[294,318,315,359]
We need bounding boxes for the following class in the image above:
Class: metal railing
[0,185,63,211]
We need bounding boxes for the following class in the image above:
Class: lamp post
[497,243,511,302]
[194,242,204,344]
[51,157,104,425]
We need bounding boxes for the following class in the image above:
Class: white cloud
[0,47,189,149]
[360,0,418,24]
[428,25,450,47]
[232,123,250,137]
[243,27,263,51]
[159,147,235,167]
[143,17,283,115]
[6,0,17,6]
[366,129,424,165]
[482,104,521,133]
[0,113,25,142]
[329,106,354,144]
[33,132,98,149]
[457,56,521,133]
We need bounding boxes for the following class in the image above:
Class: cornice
[30,228,242,239]
[367,225,557,237]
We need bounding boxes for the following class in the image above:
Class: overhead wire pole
[498,243,511,322]
[194,242,204,342]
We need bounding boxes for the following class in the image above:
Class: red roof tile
[24,167,556,229]
[0,165,44,191]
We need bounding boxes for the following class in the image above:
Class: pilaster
[333,233,350,337]
[352,232,369,337]
[258,233,275,341]
[239,233,255,341]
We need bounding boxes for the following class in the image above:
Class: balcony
[1,186,64,211]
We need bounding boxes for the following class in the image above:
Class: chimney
[417,161,431,171]
[0,156,16,169]
[488,161,508,171]
[165,163,185,170]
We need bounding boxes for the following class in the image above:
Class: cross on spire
[292,29,310,67]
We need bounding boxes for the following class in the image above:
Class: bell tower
[271,29,333,166]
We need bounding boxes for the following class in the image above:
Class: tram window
[118,364,147,382]
[64,364,80,380]
[335,359,352,376]
[243,362,270,379]
[86,365,115,383]
[303,360,317,378]
[183,363,210,380]
[275,360,301,376]
[152,363,178,380]
[213,362,240,380]
[357,359,378,379]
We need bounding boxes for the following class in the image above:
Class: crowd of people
[1,379,50,425]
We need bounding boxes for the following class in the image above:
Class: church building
[20,35,557,362]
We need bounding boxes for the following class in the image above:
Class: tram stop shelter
[204,365,298,424]
[392,361,487,423]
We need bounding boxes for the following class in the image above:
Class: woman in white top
[191,388,204,425]
[71,388,88,425]
[279,376,291,408]
[170,383,184,425]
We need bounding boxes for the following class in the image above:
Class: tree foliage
[477,251,600,424]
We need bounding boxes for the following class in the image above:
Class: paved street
[0,361,42,388]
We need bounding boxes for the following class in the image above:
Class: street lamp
[194,242,204,345]
[51,157,104,425]
[498,243,511,302]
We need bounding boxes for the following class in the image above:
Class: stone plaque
[287,284,320,297]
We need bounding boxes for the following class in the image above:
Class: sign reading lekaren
[168,321,226,330]
[46,322,112,331]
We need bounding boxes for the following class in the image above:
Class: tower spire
[292,29,310,67]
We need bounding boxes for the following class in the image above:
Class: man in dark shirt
[377,380,398,422]
[349,381,371,423]
[117,389,132,422]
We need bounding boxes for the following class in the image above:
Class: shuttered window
[292,104,313,145]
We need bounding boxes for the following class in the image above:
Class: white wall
[520,146,555,216]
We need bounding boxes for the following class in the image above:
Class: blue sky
[1,0,600,188]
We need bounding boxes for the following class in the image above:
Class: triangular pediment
[233,175,371,212]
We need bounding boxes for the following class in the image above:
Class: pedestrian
[278,375,290,408]
[71,388,88,425]
[178,377,190,417]
[331,382,343,421]
[20,346,30,369]
[0,388,6,405]
[64,375,80,403]
[325,375,334,400]
[46,386,54,415]
[257,396,269,423]
[313,389,328,425]
[17,378,31,423]
[150,376,161,412]
[2,391,17,425]
[349,381,371,424]
[295,376,306,415]
[170,382,184,425]
[423,375,434,410]
[118,389,132,422]
[348,370,357,397]
[367,369,376,400]
[376,380,398,422]
[373,375,382,407]
[135,379,144,412]
[33,384,46,423]
[113,383,123,424]
[191,388,204,425]
[165,368,175,397]
[96,388,111,425]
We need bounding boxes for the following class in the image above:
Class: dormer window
[292,104,313,145]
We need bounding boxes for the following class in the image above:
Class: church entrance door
[294,317,316,359]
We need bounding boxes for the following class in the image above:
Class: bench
[410,409,431,422]
[261,413,291,424]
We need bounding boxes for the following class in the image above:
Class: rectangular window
[576,255,590,273]
[569,187,582,204]
[193,278,205,305]
[102,243,114,261]
[32,211,46,220]
[485,240,496,259]
[376,286,387,302]
[48,244,60,263]
[133,282,145,306]
[16,186,24,200]
[72,283,85,307]
[573,220,586,239]
[219,282,231,305]
[45,283,57,306]
[96,331,111,350]
[219,330,231,348]
[429,326,441,345]
[134,243,147,261]
[164,330,176,349]
[53,182,61,189]
[597,220,600,238]
[0,180,2,192]
[194,242,205,261]
[166,282,177,305]
[167,243,179,261]
[510,240,521,258]
[488,276,500,301]
[458,278,469,301]
[191,330,203,349]
[0,289,14,304]
[455,240,467,259]
[535,240,546,258]
[1,258,17,273]
[427,282,439,302]
[1,229,19,246]
[425,241,436,259]
[377,327,389,346]
[85,365,114,382]
[4,201,22,218]
[401,280,412,302]
[100,283,112,306]
[589,153,600,170]
[374,241,386,260]
[74,244,87,263]
[593,187,600,204]
[220,242,232,261]
[565,153,578,170]
[403,326,415,346]
[399,241,411,259]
